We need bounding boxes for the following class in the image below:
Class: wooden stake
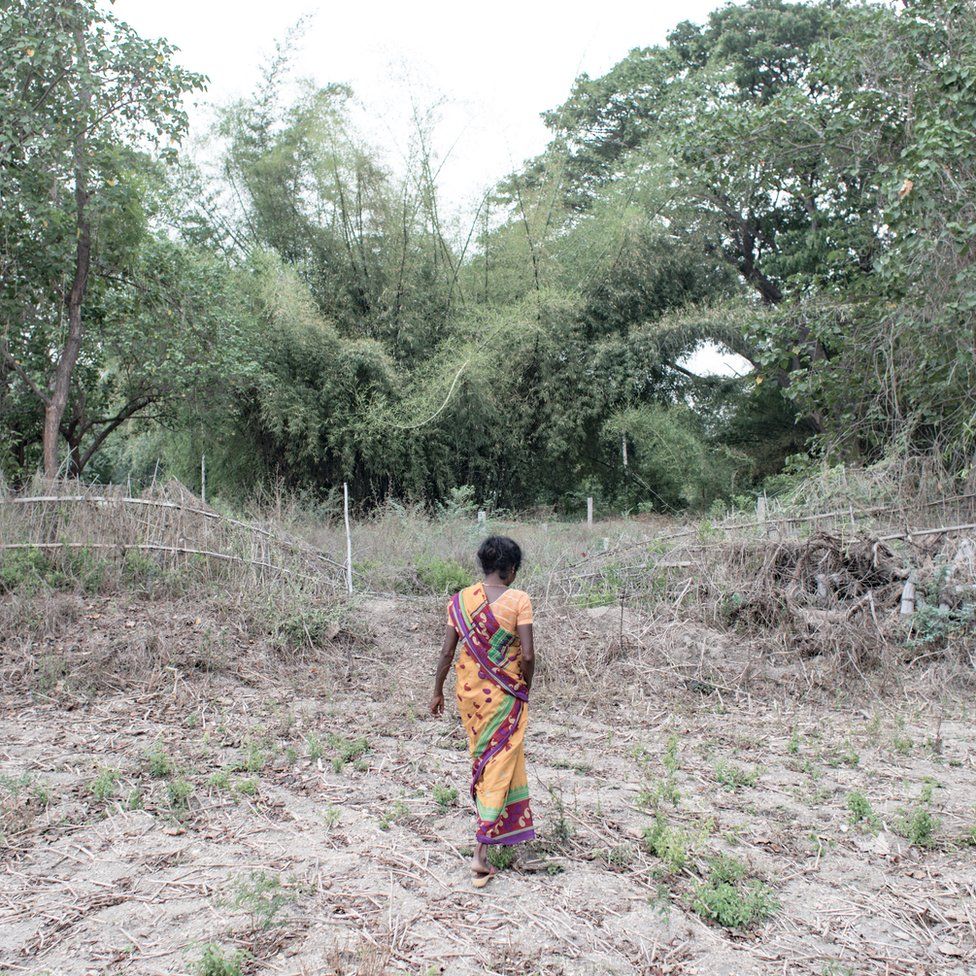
[587,497,594,526]
[201,454,206,504]
[343,481,354,595]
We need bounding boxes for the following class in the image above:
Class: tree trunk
[42,24,91,480]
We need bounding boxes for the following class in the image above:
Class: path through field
[1,595,974,975]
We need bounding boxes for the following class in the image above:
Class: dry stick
[0,494,349,571]
[0,541,317,580]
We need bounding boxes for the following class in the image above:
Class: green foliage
[897,782,940,848]
[193,944,249,976]
[846,791,880,831]
[230,870,292,929]
[89,768,119,804]
[487,845,517,870]
[692,857,779,929]
[378,800,410,831]
[642,814,691,874]
[714,761,760,791]
[415,557,469,595]
[145,745,174,779]
[167,778,193,811]
[433,785,458,810]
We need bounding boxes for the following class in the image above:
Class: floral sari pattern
[448,583,535,845]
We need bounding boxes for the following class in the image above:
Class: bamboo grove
[2,0,975,512]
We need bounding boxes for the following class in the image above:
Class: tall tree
[0,0,205,477]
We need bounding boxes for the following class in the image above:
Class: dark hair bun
[477,535,522,575]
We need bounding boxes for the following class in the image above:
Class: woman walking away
[429,535,536,889]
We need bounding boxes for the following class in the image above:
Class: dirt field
[2,591,975,976]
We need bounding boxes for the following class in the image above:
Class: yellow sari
[448,582,535,845]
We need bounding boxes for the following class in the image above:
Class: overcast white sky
[112,0,745,375]
[113,0,727,216]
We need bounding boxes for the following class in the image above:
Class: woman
[429,535,536,888]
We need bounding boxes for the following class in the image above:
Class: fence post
[201,454,206,504]
[343,482,353,595]
[587,497,594,526]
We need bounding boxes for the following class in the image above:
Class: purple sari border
[477,827,537,846]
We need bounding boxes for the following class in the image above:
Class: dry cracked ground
[1,594,975,976]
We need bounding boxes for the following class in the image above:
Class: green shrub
[167,778,193,811]
[193,944,248,976]
[714,761,759,790]
[642,814,691,874]
[415,557,468,594]
[146,745,174,779]
[692,857,779,929]
[846,790,877,827]
[433,784,458,810]
[89,768,119,804]
[487,845,516,870]
[897,781,940,847]
[230,870,292,929]
[0,548,62,594]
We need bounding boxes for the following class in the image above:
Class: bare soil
[1,592,974,976]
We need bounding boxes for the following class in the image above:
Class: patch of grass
[433,784,458,810]
[0,547,64,594]
[146,745,174,779]
[208,770,232,792]
[167,778,193,812]
[544,782,572,846]
[328,734,370,774]
[234,778,258,797]
[487,845,517,870]
[305,733,324,762]
[321,805,341,829]
[787,727,800,755]
[662,735,680,775]
[642,814,691,874]
[89,768,119,804]
[691,857,779,930]
[415,557,469,595]
[379,800,410,831]
[823,742,860,768]
[602,843,634,869]
[897,781,940,847]
[714,761,759,791]
[239,742,266,774]
[846,790,880,831]
[230,870,292,929]
[891,735,913,756]
[193,943,249,976]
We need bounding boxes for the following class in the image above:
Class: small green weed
[642,814,691,874]
[379,800,410,831]
[433,784,458,810]
[691,857,779,929]
[714,761,759,791]
[487,845,516,870]
[898,782,940,847]
[146,745,174,779]
[89,768,119,804]
[230,870,292,929]
[305,733,324,761]
[193,944,249,976]
[167,778,193,812]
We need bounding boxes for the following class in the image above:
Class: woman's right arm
[430,624,459,715]
[517,622,534,692]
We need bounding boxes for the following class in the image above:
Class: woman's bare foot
[471,841,490,875]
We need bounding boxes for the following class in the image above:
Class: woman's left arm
[430,624,459,715]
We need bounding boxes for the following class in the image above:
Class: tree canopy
[2,0,974,511]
